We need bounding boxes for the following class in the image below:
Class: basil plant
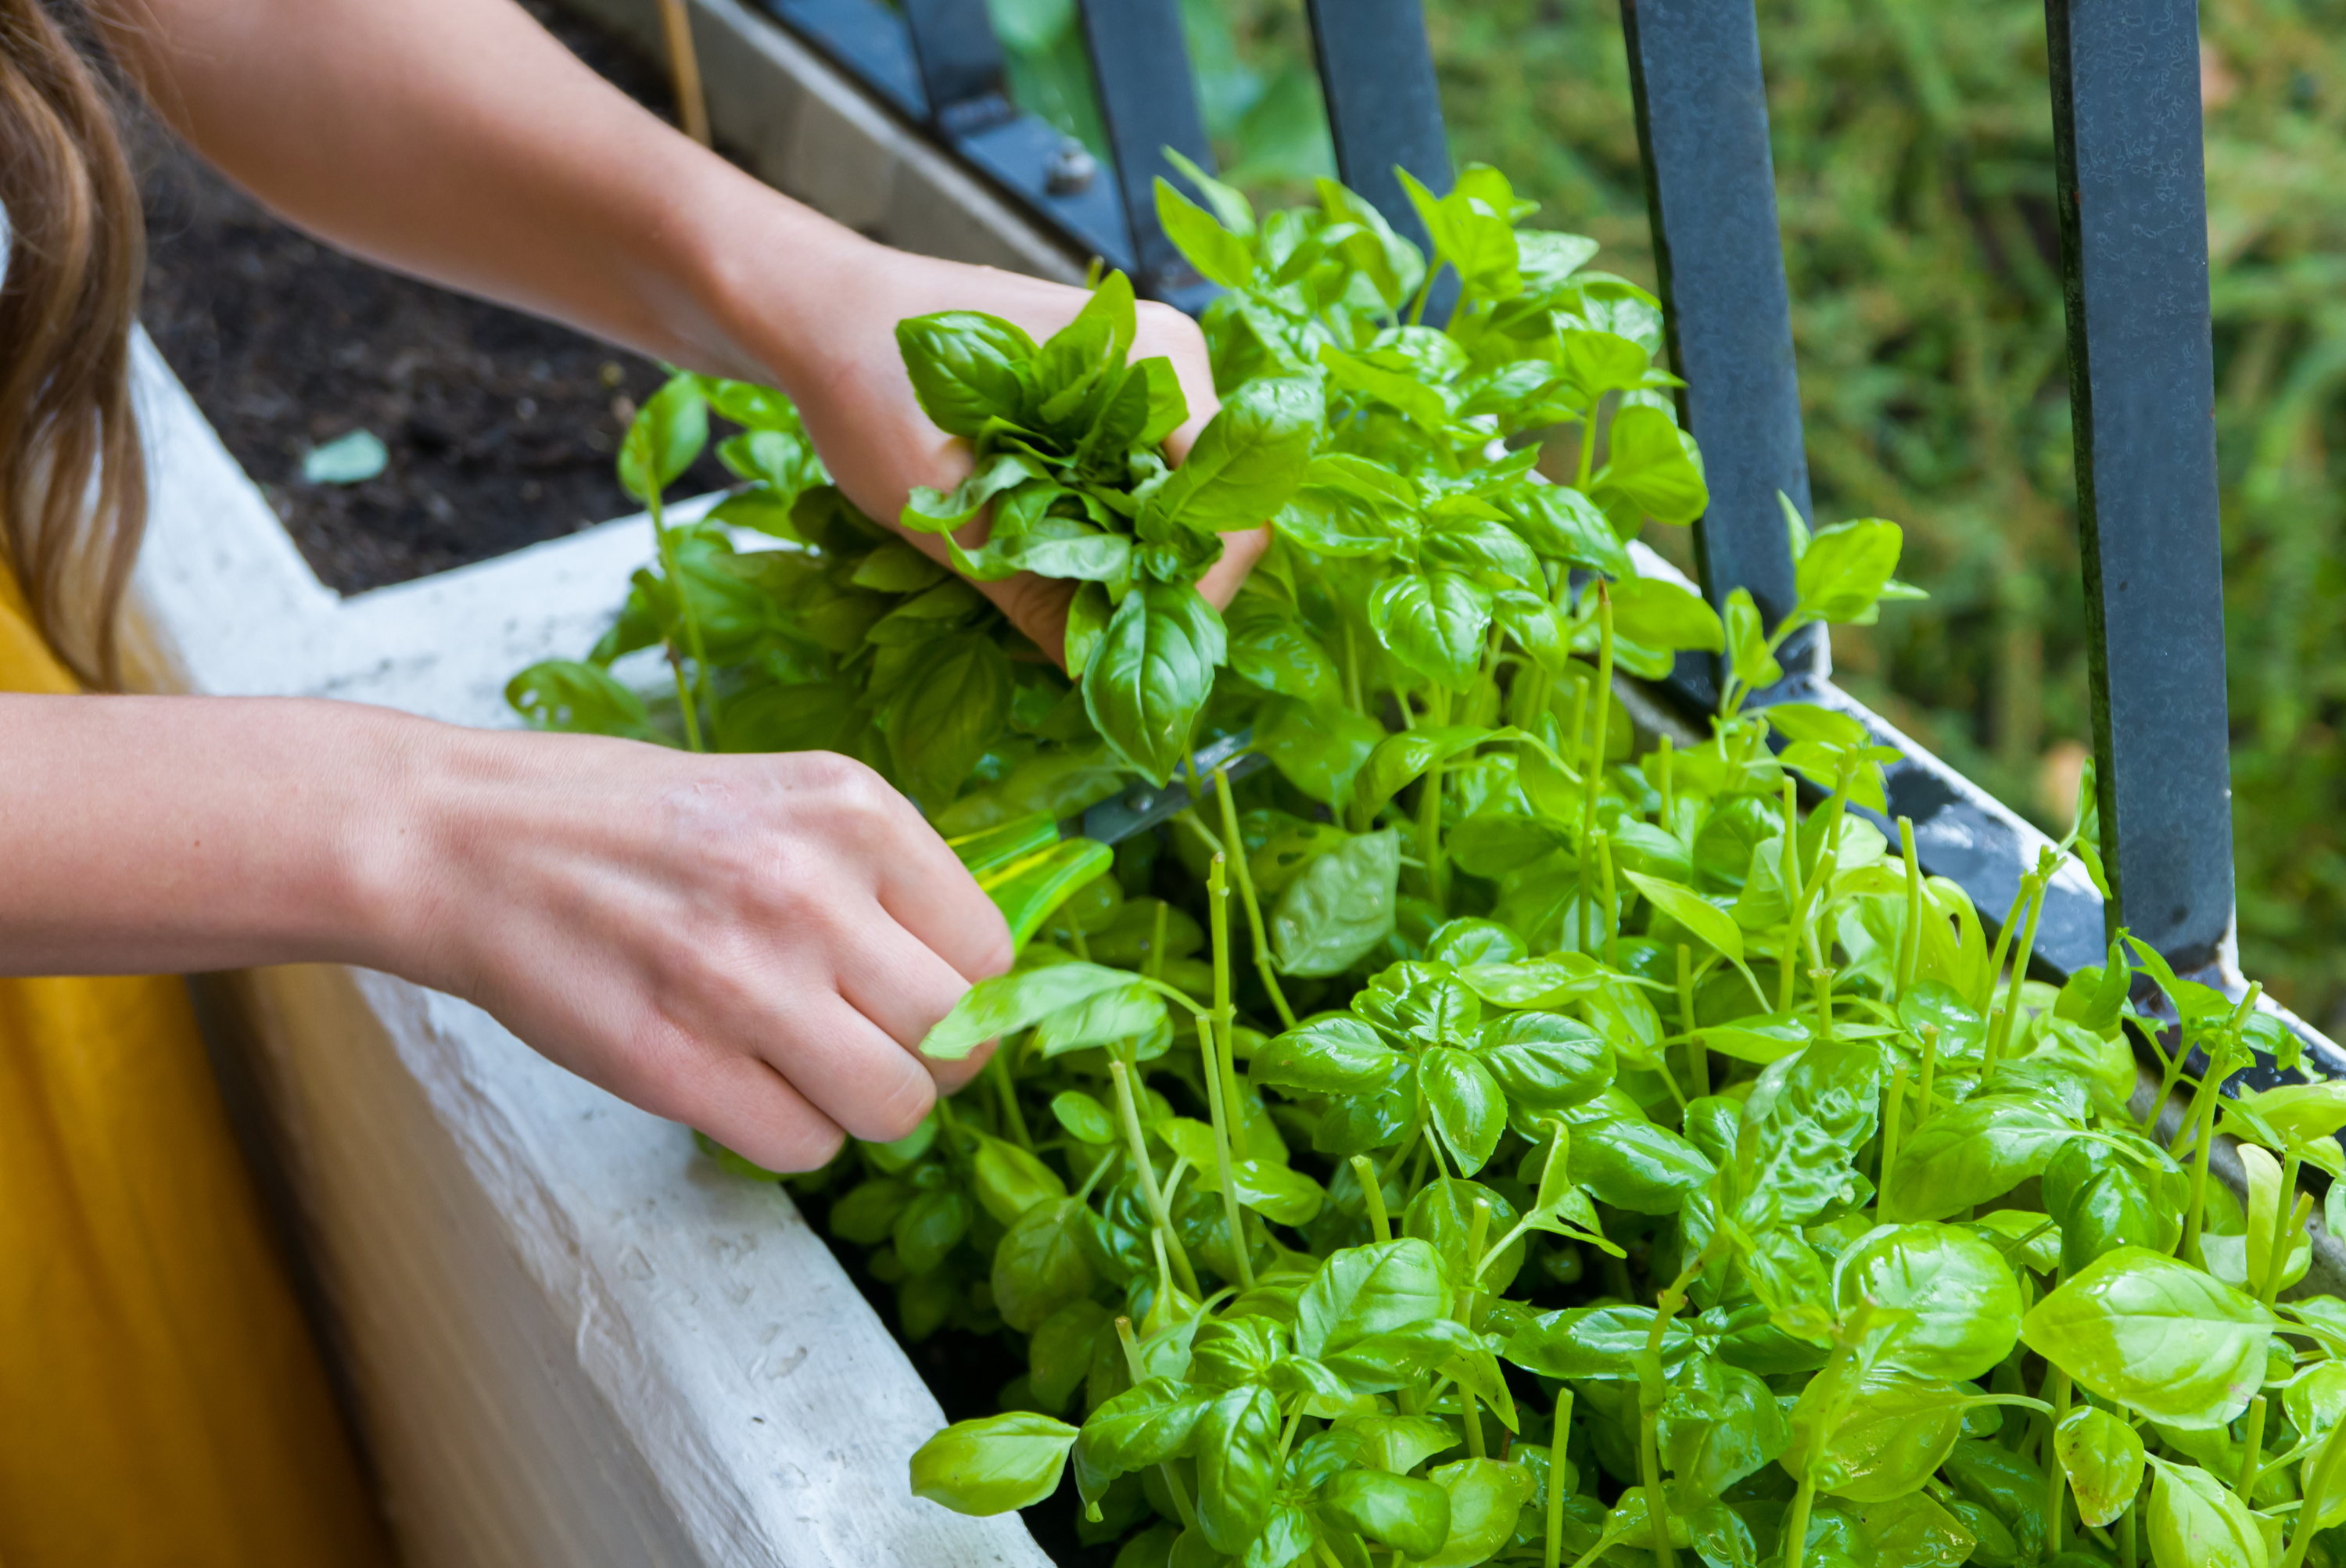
[511,162,2343,1568]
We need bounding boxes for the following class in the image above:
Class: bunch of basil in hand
[896,270,1320,784]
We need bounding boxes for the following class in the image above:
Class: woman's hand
[737,243,1270,658]
[391,726,1013,1172]
[0,694,1008,1174]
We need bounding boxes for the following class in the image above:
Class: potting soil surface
[135,0,727,595]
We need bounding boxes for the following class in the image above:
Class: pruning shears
[945,727,1267,948]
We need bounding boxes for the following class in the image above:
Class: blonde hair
[0,0,146,688]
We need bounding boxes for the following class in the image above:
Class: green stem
[990,1049,1031,1150]
[1109,1059,1201,1298]
[2179,1042,2234,1268]
[1597,831,1620,972]
[1783,1311,1875,1568]
[1214,766,1296,1030]
[1459,1198,1490,1459]
[1978,869,2032,1021]
[1352,1154,1393,1243]
[1576,399,1600,489]
[1916,1024,1940,1128]
[1813,965,1836,1044]
[2119,1496,2138,1568]
[1419,759,1448,917]
[1778,779,1803,1014]
[1203,858,1255,1290]
[1987,856,2052,1067]
[1657,734,1677,829]
[2239,1394,2270,1502]
[1544,1389,1574,1568]
[2282,1413,2346,1568]
[646,490,712,752]
[1636,1247,1714,1568]
[1881,1063,1909,1221]
[1577,587,1615,954]
[1678,945,1707,1097]
[1115,1316,1199,1530]
[1896,816,1923,1003]
[665,652,702,752]
[2045,1366,2072,1553]
[2262,1172,2311,1307]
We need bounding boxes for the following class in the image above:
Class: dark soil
[133,0,726,595]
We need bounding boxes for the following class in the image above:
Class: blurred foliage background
[980,0,2344,1028]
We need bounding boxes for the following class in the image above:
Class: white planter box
[128,336,1050,1568]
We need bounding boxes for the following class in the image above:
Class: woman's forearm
[102,0,849,389]
[0,693,455,975]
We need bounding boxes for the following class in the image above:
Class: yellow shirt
[0,571,391,1565]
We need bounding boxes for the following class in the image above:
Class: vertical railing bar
[759,0,927,119]
[899,0,1016,135]
[2044,0,2234,974]
[1301,0,1457,320]
[1075,0,1217,303]
[1619,0,1820,707]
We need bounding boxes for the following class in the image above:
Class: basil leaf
[1228,615,1340,703]
[1271,829,1401,978]
[1254,1014,1403,1093]
[1473,1012,1614,1109]
[1255,696,1389,808]
[1155,177,1254,289]
[1421,1046,1506,1176]
[617,371,709,501]
[1421,1459,1534,1568]
[506,659,662,743]
[1319,1470,1451,1559]
[2147,1459,2265,1568]
[971,1133,1068,1225]
[1494,1302,1697,1380]
[923,960,1155,1060]
[1422,514,1541,587]
[1071,1376,1214,1504]
[1294,1238,1447,1361]
[887,633,1013,809]
[1609,576,1725,654]
[1147,377,1322,535]
[992,1196,1096,1333]
[1625,870,1744,963]
[1082,581,1226,784]
[1793,1369,1968,1502]
[909,1410,1078,1515]
[1050,1090,1118,1146]
[1565,1106,1713,1215]
[2054,1408,2147,1529]
[2022,1248,2273,1430]
[1890,1096,2076,1222]
[1592,404,1706,526]
[1368,567,1494,690]
[1496,482,1627,574]
[895,311,1036,437]
[1193,1385,1280,1552]
[1659,1353,1789,1498]
[1355,725,1499,815]
[1834,1222,2023,1381]
[1795,518,1906,624]
[1319,343,1452,433]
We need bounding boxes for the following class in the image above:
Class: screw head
[1046,140,1099,196]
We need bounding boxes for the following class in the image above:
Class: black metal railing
[748,0,2337,1075]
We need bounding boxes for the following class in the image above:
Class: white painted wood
[125,333,1052,1568]
[557,0,1085,284]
